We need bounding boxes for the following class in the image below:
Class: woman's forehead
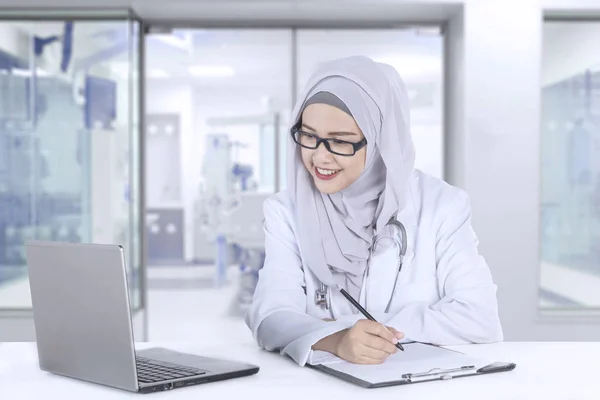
[302,105,362,134]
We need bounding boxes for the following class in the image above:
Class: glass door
[0,9,145,340]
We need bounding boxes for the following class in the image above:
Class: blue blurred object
[84,75,117,130]
[33,35,60,58]
[215,234,227,287]
[0,49,27,70]
[61,22,73,73]
[232,163,253,191]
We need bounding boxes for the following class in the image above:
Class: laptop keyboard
[136,356,206,383]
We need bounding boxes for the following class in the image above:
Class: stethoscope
[315,214,407,315]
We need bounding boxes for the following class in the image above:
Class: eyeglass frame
[290,126,367,156]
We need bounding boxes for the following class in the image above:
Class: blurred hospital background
[0,0,599,343]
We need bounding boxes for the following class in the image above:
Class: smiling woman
[246,56,503,367]
[294,101,368,194]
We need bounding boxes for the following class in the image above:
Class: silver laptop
[25,240,259,394]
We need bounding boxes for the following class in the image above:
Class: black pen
[339,288,404,351]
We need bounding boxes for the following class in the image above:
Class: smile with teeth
[316,167,339,176]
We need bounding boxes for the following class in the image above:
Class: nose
[312,141,334,163]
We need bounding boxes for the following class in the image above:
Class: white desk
[1,342,598,399]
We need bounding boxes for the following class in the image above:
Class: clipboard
[306,342,516,388]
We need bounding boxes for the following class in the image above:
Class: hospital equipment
[194,112,280,290]
[225,191,269,316]
[0,25,133,273]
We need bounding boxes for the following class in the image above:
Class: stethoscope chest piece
[315,282,329,310]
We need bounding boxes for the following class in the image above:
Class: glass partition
[0,14,143,312]
[540,21,600,310]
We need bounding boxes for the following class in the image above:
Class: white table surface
[1,341,598,399]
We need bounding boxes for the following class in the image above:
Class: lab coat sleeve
[337,191,504,345]
[245,196,354,365]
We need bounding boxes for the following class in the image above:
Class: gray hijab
[287,56,416,299]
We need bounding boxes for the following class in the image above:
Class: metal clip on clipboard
[402,365,476,382]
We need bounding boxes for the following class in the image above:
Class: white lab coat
[245,169,503,366]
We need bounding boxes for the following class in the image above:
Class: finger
[386,326,405,340]
[359,321,397,344]
[357,343,390,361]
[355,355,385,365]
[363,334,398,355]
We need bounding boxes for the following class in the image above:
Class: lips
[314,166,340,181]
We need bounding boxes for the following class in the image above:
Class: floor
[145,265,253,343]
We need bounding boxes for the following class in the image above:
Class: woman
[245,56,503,366]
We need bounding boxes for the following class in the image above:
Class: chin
[313,180,342,194]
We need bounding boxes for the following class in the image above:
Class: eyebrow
[301,123,358,137]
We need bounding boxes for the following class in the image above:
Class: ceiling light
[11,68,50,77]
[148,68,169,79]
[151,32,192,52]
[188,65,234,78]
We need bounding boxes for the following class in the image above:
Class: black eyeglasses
[291,127,367,156]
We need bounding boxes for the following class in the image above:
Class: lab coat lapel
[362,204,418,313]
[363,238,401,312]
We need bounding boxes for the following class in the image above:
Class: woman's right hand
[335,320,404,364]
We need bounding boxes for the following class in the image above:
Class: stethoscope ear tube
[386,214,407,258]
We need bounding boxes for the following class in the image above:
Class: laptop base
[136,347,259,394]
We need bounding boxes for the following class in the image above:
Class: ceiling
[0,0,460,25]
[144,28,442,80]
[143,27,443,112]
